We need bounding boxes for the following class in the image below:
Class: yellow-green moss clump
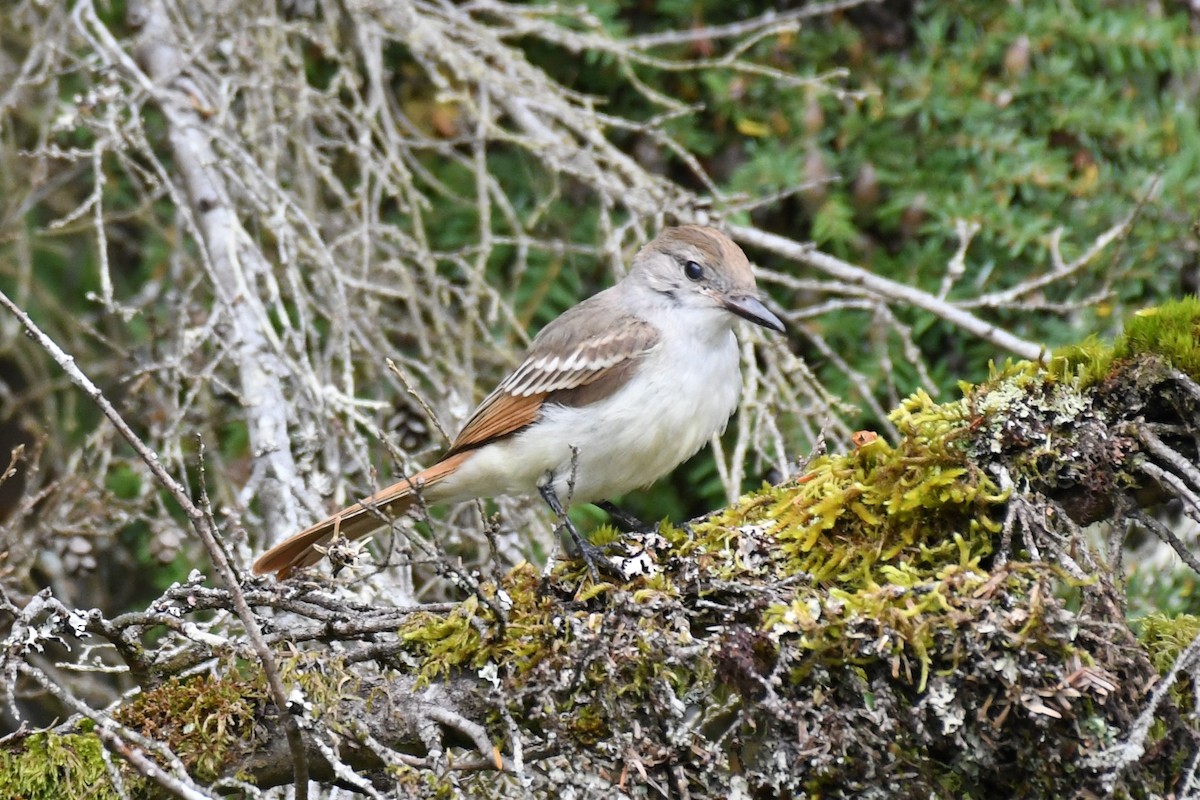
[1137,612,1200,675]
[1115,295,1200,378]
[0,730,118,800]
[760,390,1009,690]
[0,667,268,799]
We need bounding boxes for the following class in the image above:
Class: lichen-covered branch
[4,299,1199,798]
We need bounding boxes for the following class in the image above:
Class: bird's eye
[684,260,704,281]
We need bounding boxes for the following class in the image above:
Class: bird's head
[629,225,785,333]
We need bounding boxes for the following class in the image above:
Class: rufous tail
[252,452,469,579]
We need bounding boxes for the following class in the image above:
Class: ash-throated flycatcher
[253,225,785,578]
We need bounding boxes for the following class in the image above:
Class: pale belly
[432,328,742,505]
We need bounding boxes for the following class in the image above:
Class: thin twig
[1129,506,1200,576]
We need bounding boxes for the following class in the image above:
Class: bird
[253,225,785,579]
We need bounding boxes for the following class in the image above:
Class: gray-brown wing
[445,315,660,455]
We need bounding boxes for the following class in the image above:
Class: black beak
[722,294,785,333]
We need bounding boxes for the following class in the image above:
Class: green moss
[1114,295,1200,379]
[0,731,118,800]
[0,667,271,795]
[756,388,1012,691]
[1135,612,1200,674]
[1051,334,1116,387]
[571,704,610,745]
[115,670,263,783]
[402,564,565,683]
[1049,297,1200,390]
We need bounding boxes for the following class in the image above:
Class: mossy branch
[4,298,1200,797]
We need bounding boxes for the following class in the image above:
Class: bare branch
[729,224,1046,361]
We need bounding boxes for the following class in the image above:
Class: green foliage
[771,0,1200,278]
[1126,562,1200,621]
[105,462,142,500]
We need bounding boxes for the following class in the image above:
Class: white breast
[434,313,742,505]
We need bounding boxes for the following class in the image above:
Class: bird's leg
[595,500,647,533]
[538,483,603,581]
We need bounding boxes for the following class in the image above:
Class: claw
[538,484,614,581]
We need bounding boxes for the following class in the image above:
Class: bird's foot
[539,484,628,582]
[565,526,605,582]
